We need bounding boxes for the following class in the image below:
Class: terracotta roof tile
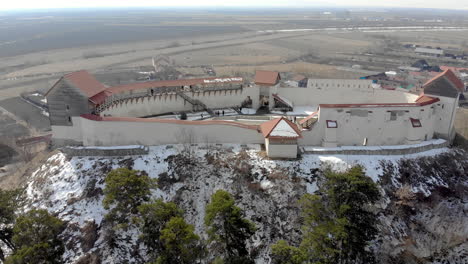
[423,69,464,92]
[63,70,106,98]
[89,90,113,105]
[254,70,280,86]
[260,117,301,139]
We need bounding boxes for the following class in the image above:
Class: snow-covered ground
[271,106,318,116]
[22,144,465,264]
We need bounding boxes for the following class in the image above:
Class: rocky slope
[21,144,467,264]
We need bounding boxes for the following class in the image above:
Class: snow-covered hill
[23,144,467,263]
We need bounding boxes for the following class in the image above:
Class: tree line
[0,165,380,264]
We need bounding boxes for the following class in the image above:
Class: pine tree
[137,199,183,256]
[301,166,380,264]
[270,240,307,264]
[205,190,256,263]
[5,209,65,264]
[270,166,380,264]
[103,168,157,226]
[155,216,203,264]
[0,189,20,261]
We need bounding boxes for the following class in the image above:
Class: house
[415,47,444,57]
[260,117,302,158]
[291,74,308,88]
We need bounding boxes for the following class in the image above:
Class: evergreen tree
[270,240,307,264]
[270,166,380,264]
[0,189,20,261]
[155,216,203,264]
[5,209,65,264]
[205,190,256,263]
[138,199,183,256]
[103,168,157,226]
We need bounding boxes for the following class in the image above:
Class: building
[46,69,462,159]
[415,47,444,57]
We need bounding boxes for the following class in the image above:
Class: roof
[415,94,439,104]
[260,117,302,139]
[89,90,113,105]
[254,70,281,86]
[415,47,444,55]
[440,66,468,72]
[299,111,319,125]
[292,74,306,82]
[272,94,293,108]
[108,77,243,93]
[45,70,106,98]
[423,69,464,92]
[63,70,106,98]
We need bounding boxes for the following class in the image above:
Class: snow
[241,108,257,115]
[22,143,457,264]
[271,105,318,116]
[303,139,447,152]
[69,145,144,150]
[269,120,300,137]
[273,94,294,108]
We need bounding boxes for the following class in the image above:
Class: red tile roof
[415,94,439,104]
[299,111,319,125]
[423,69,464,92]
[64,70,106,98]
[89,90,113,105]
[254,70,281,86]
[260,117,302,139]
[440,66,468,72]
[108,77,243,94]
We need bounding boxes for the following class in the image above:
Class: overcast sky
[1,0,467,11]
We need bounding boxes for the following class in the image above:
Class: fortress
[45,69,463,158]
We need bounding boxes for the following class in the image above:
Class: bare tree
[175,128,197,163]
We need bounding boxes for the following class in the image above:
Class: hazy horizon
[1,0,468,12]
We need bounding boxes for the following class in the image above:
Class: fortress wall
[100,87,259,117]
[79,118,264,146]
[100,94,192,117]
[317,103,436,146]
[276,84,418,106]
[192,86,259,109]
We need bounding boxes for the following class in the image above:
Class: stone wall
[301,140,449,155]
[61,145,149,157]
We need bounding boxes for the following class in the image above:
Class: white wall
[275,79,418,106]
[101,87,259,117]
[317,104,436,146]
[265,139,298,158]
[425,94,459,139]
[69,118,264,146]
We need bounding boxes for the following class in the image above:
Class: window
[410,118,422,128]
[390,111,397,121]
[66,105,70,110]
[68,116,72,123]
[326,120,338,128]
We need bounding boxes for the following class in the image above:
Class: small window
[326,120,338,128]
[66,105,70,110]
[410,118,422,128]
[390,111,397,121]
[68,116,72,123]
